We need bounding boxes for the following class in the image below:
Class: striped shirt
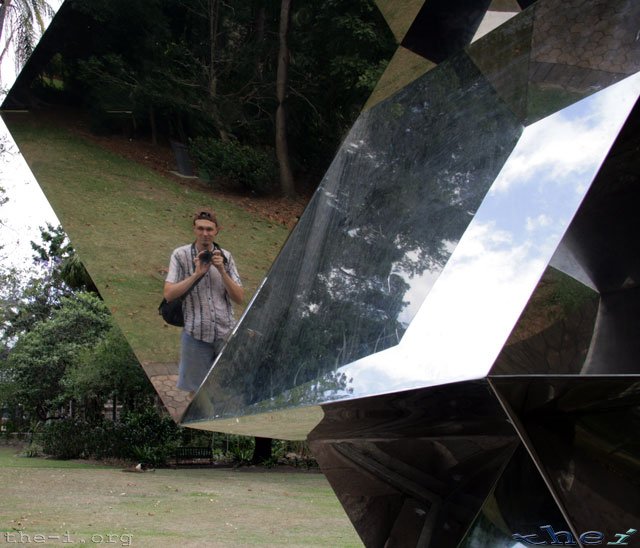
[165,243,242,343]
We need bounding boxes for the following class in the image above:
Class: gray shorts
[177,331,225,392]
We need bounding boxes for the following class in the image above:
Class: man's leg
[177,331,217,393]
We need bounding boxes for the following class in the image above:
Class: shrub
[228,436,254,464]
[41,419,89,459]
[189,137,277,194]
[130,444,175,467]
[120,409,180,456]
[20,444,43,458]
[40,409,180,464]
[89,420,128,460]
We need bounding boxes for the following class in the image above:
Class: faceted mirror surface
[185,0,640,431]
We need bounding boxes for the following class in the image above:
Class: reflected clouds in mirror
[334,72,640,398]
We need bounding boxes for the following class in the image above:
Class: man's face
[193,219,218,248]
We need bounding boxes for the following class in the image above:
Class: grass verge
[3,113,291,365]
[0,447,361,547]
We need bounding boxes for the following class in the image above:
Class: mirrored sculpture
[183,0,640,545]
[3,0,640,545]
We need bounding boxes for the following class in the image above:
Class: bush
[117,408,181,460]
[130,444,175,467]
[89,420,128,460]
[189,137,277,194]
[227,435,255,464]
[41,419,90,459]
[40,409,180,464]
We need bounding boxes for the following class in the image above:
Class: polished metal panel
[347,73,640,386]
[525,0,640,124]
[459,446,572,548]
[185,73,640,430]
[492,378,640,543]
[308,381,518,548]
[469,0,640,125]
[401,0,493,63]
[183,0,640,541]
[549,241,596,291]
[183,0,640,432]
[490,267,599,376]
[582,288,640,374]
[184,48,525,427]
[492,91,640,376]
[467,7,533,121]
[559,106,640,295]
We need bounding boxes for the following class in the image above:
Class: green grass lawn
[0,446,361,547]
[2,113,291,366]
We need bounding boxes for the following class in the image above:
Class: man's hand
[212,249,225,273]
[212,249,244,304]
[163,251,210,302]
[195,250,213,276]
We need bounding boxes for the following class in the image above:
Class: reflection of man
[164,208,243,394]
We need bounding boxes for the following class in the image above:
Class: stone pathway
[142,363,192,421]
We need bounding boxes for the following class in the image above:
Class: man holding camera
[164,208,243,394]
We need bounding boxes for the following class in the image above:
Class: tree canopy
[19,0,395,195]
[0,0,54,84]
[0,225,154,422]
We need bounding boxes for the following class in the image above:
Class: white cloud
[526,213,552,232]
[492,73,640,195]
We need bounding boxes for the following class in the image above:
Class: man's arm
[163,251,209,302]
[163,271,202,302]
[212,251,244,304]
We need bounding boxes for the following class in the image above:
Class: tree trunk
[207,0,229,141]
[275,0,296,197]
[149,106,158,146]
[253,2,266,80]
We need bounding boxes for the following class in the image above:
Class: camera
[199,250,213,264]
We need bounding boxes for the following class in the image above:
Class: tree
[0,184,7,258]
[2,289,154,423]
[1,225,97,340]
[0,219,155,428]
[62,323,155,420]
[0,188,36,341]
[275,0,295,197]
[31,223,98,293]
[5,292,111,420]
[286,0,394,173]
[0,0,54,81]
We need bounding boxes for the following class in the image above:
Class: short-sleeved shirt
[165,243,242,343]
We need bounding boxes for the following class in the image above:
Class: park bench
[173,446,213,466]
[104,109,135,138]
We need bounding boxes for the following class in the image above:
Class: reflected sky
[335,72,640,398]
